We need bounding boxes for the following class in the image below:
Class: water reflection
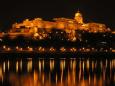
[0,58,115,86]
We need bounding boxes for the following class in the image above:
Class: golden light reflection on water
[8,60,10,71]
[50,60,54,71]
[0,58,115,86]
[0,66,3,82]
[16,61,19,72]
[39,60,42,72]
[20,60,22,71]
[60,60,65,71]
[3,62,5,73]
[27,60,32,72]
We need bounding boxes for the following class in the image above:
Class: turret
[74,11,83,24]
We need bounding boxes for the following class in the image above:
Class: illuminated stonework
[0,11,111,41]
[74,11,83,24]
[11,11,108,32]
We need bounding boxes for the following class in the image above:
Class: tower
[74,11,83,24]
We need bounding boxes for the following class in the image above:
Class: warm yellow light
[8,60,10,71]
[39,60,41,72]
[50,60,54,71]
[3,62,5,73]
[74,11,83,24]
[38,47,45,52]
[60,47,66,52]
[28,46,33,51]
[34,33,39,37]
[9,10,108,42]
[27,60,32,72]
[7,47,11,51]
[0,66,3,81]
[16,61,19,72]
[49,47,56,52]
[70,47,77,52]
[60,60,65,71]
[3,45,6,49]
[16,46,19,50]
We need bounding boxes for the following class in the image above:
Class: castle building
[6,11,110,41]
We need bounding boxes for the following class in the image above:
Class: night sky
[0,0,115,31]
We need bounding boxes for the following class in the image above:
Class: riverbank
[0,52,115,59]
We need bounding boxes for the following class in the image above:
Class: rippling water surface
[0,58,115,86]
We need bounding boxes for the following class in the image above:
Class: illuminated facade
[74,11,84,24]
[0,11,111,41]
[11,11,108,32]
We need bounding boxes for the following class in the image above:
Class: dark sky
[0,0,115,31]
